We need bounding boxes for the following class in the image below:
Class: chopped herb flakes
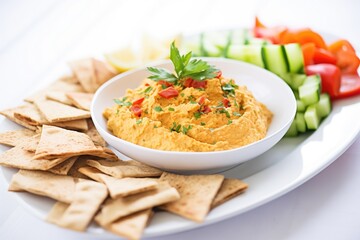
[200,122,206,126]
[221,80,239,96]
[180,93,185,97]
[227,120,233,125]
[154,106,163,112]
[182,125,192,135]
[168,107,175,111]
[144,86,153,94]
[136,119,143,125]
[233,112,242,117]
[170,122,182,133]
[193,111,202,119]
[218,109,231,118]
[114,97,132,107]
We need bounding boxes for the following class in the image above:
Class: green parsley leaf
[154,106,163,112]
[114,98,132,107]
[168,107,175,111]
[180,93,185,97]
[182,125,192,135]
[228,119,233,125]
[219,109,231,118]
[233,112,242,117]
[136,119,143,125]
[147,42,219,84]
[200,122,206,126]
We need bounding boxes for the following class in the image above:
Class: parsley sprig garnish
[147,42,219,84]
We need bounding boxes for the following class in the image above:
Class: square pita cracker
[49,180,108,231]
[0,129,36,147]
[46,91,73,105]
[8,170,77,203]
[34,125,99,160]
[34,100,90,123]
[159,172,224,222]
[86,159,162,178]
[95,182,179,226]
[79,167,158,198]
[25,76,85,103]
[211,178,248,209]
[66,92,94,111]
[48,156,78,175]
[0,107,38,130]
[103,209,153,240]
[0,145,69,170]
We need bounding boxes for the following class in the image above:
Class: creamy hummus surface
[104,75,272,152]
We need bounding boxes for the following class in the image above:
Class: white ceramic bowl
[91,58,296,172]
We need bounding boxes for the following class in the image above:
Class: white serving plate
[1,32,360,238]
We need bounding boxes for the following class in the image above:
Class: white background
[1,0,360,239]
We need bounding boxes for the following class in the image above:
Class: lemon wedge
[104,47,142,72]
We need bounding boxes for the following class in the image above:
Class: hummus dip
[104,75,272,152]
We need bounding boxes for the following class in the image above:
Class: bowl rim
[91,57,297,155]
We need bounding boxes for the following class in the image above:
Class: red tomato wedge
[222,98,230,108]
[198,96,206,105]
[183,78,207,88]
[201,105,212,114]
[305,64,341,98]
[334,74,360,99]
[313,48,337,65]
[158,87,179,99]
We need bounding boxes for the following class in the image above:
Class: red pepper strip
[333,74,360,99]
[201,105,212,114]
[222,98,230,108]
[132,97,145,106]
[158,86,179,99]
[130,105,142,117]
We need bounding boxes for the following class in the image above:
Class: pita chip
[93,58,117,86]
[8,170,77,203]
[85,119,106,147]
[46,91,73,105]
[86,159,162,178]
[67,156,92,179]
[104,209,153,240]
[66,92,94,111]
[47,201,69,225]
[34,125,98,160]
[12,103,47,126]
[0,145,69,170]
[25,76,84,103]
[211,178,248,209]
[0,129,36,147]
[0,107,38,130]
[51,119,88,131]
[159,172,224,223]
[79,167,158,198]
[52,180,108,231]
[34,100,90,123]
[95,182,179,226]
[18,134,40,152]
[48,156,78,175]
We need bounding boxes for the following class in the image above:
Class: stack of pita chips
[0,57,249,240]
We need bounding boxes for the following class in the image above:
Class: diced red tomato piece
[334,74,360,99]
[305,64,342,98]
[144,83,150,86]
[313,48,337,65]
[183,78,193,88]
[132,97,145,106]
[215,70,222,79]
[201,105,212,114]
[198,96,206,105]
[158,87,179,99]
[158,80,173,88]
[130,105,142,117]
[222,98,230,108]
[191,80,207,88]
[301,43,316,66]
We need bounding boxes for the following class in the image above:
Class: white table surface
[1,0,360,239]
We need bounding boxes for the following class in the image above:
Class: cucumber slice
[304,105,321,130]
[299,75,321,106]
[279,73,306,90]
[227,45,264,68]
[261,45,289,75]
[231,29,251,45]
[284,43,305,73]
[316,93,332,118]
[285,119,298,137]
[296,100,306,112]
[295,112,307,133]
